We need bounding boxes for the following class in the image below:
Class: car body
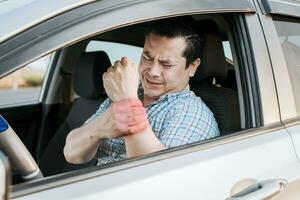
[1,0,300,199]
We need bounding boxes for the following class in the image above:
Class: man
[64,19,220,165]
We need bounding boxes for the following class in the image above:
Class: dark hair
[145,17,202,69]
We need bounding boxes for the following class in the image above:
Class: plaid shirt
[85,86,219,165]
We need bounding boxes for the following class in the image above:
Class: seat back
[190,34,240,135]
[39,51,111,176]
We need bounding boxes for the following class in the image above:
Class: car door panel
[12,127,300,200]
[285,123,300,163]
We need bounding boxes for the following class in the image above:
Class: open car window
[31,14,249,178]
[10,14,250,180]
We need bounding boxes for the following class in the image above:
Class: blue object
[0,115,9,133]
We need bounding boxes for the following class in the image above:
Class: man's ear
[188,58,201,77]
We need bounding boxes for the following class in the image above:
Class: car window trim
[283,116,300,128]
[262,0,300,19]
[0,0,256,44]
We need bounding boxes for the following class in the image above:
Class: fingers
[121,57,129,66]
[113,111,148,125]
[103,66,114,79]
[107,57,135,74]
[129,120,150,134]
[113,60,122,68]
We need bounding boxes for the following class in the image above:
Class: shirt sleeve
[159,99,220,148]
[83,98,112,125]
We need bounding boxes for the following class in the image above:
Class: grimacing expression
[139,34,199,102]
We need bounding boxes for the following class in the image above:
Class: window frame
[11,12,270,197]
[261,0,300,19]
[256,8,299,121]
[0,0,255,77]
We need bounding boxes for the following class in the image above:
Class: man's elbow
[64,145,76,164]
[64,130,86,164]
[63,145,89,164]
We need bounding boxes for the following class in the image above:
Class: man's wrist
[115,95,139,102]
[112,98,149,135]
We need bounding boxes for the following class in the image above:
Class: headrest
[191,34,227,82]
[73,51,111,99]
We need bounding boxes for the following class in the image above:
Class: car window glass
[273,18,300,116]
[0,54,52,106]
[86,41,143,64]
[223,41,233,61]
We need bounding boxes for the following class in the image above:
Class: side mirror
[0,150,10,200]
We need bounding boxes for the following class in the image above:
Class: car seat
[190,33,241,135]
[39,51,111,176]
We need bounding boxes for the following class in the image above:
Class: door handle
[226,179,288,200]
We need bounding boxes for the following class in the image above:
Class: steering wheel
[0,115,43,180]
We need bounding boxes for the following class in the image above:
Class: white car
[0,0,300,199]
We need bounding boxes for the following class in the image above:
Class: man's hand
[103,57,139,102]
[99,99,147,139]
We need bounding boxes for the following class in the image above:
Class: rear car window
[273,17,300,116]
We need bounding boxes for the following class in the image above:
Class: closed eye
[163,64,173,69]
[143,54,152,62]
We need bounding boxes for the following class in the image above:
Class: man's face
[139,34,199,101]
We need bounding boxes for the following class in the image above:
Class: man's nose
[148,62,161,77]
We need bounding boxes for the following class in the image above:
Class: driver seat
[39,51,111,176]
[190,33,241,135]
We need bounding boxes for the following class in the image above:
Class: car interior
[0,14,244,183]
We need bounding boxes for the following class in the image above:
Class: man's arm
[124,127,166,158]
[101,57,167,158]
[64,104,134,164]
[64,108,111,164]
[123,98,219,158]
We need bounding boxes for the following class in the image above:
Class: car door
[258,0,300,198]
[1,0,300,199]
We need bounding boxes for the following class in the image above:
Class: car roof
[0,0,95,43]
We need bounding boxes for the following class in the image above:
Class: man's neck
[142,96,158,107]
[142,85,190,107]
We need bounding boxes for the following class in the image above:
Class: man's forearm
[64,110,111,164]
[123,127,165,158]
[109,98,165,158]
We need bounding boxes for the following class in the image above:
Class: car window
[0,54,52,106]
[273,17,300,116]
[222,41,233,61]
[86,41,143,64]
